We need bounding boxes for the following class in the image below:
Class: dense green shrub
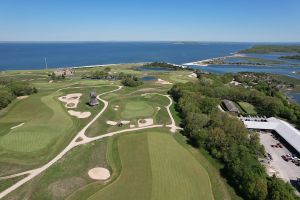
[169,74,299,200]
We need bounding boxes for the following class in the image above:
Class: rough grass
[238,101,257,115]
[88,132,214,200]
[3,139,108,200]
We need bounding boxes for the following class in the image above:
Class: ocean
[0,42,250,70]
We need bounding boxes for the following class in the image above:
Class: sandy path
[142,93,181,133]
[10,123,25,130]
[0,89,178,199]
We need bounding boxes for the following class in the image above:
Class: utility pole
[44,57,48,70]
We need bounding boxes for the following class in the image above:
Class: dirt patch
[106,121,118,126]
[68,110,91,118]
[58,93,82,108]
[17,96,28,100]
[138,118,154,127]
[88,167,110,180]
[156,78,172,85]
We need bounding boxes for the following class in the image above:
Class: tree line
[0,78,37,109]
[169,73,299,200]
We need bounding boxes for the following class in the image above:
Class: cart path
[0,88,179,199]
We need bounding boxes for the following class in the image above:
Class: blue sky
[0,0,299,42]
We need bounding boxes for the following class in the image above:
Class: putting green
[121,101,154,119]
[0,92,74,153]
[88,132,213,200]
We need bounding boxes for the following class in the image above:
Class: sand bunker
[156,78,172,85]
[130,124,136,128]
[58,93,82,108]
[188,73,197,78]
[11,123,25,130]
[17,96,28,100]
[138,118,154,127]
[68,110,91,118]
[120,120,130,125]
[157,106,161,111]
[49,80,53,83]
[106,121,118,126]
[88,167,110,180]
[113,105,119,111]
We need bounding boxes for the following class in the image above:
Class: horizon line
[0,40,300,44]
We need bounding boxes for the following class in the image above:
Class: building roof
[222,99,240,113]
[241,117,300,153]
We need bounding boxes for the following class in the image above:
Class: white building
[240,117,300,154]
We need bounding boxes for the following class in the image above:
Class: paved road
[0,87,178,199]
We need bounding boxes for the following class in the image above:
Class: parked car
[282,155,289,162]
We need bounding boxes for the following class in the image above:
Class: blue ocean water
[0,42,250,70]
[289,93,300,104]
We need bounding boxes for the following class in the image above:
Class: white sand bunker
[58,93,82,108]
[113,105,119,111]
[17,96,28,100]
[130,124,136,128]
[106,121,118,126]
[157,106,161,111]
[138,118,154,127]
[156,78,172,85]
[106,120,131,126]
[68,110,91,118]
[88,167,110,180]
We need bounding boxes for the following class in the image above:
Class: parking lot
[259,131,300,182]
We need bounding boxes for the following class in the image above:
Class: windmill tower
[89,91,99,106]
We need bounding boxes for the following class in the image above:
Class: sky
[0,0,300,42]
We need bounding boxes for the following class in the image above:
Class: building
[89,92,98,106]
[240,116,300,154]
[54,68,74,76]
[221,99,240,113]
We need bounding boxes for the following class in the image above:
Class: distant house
[89,92,98,106]
[54,68,74,76]
[221,99,240,113]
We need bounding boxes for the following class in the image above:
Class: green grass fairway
[0,92,74,153]
[238,101,257,115]
[121,101,154,119]
[89,132,213,200]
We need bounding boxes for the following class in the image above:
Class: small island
[239,45,300,54]
[280,55,300,60]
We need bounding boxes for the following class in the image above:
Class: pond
[189,65,300,80]
[288,93,300,105]
[141,76,157,81]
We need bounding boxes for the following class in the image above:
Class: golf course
[0,64,237,200]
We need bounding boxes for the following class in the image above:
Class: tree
[104,67,111,72]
